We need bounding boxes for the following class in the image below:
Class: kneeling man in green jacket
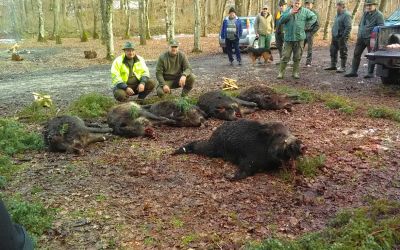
[111,41,156,102]
[156,39,196,98]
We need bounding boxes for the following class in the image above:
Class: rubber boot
[277,62,287,79]
[364,62,375,79]
[336,59,346,73]
[324,64,337,70]
[292,61,300,79]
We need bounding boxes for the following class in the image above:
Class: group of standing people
[221,0,384,80]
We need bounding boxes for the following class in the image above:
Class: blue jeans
[226,38,241,63]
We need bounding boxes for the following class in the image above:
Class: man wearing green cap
[344,0,384,78]
[277,0,317,79]
[155,39,195,97]
[324,0,352,73]
[303,0,320,67]
[111,41,156,102]
[254,5,274,50]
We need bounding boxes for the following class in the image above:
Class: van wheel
[381,69,400,85]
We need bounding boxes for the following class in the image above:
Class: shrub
[68,93,115,118]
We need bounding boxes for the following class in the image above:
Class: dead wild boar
[197,90,257,121]
[173,119,305,180]
[43,115,112,154]
[107,102,175,137]
[237,85,295,111]
[143,100,206,127]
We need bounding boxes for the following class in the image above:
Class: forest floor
[0,36,399,249]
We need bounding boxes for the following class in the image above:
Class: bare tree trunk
[379,0,387,12]
[351,0,362,27]
[91,0,99,39]
[235,0,244,16]
[19,0,27,31]
[37,0,45,42]
[74,0,88,42]
[220,0,228,23]
[246,0,252,16]
[193,0,202,52]
[101,0,114,60]
[54,0,61,44]
[10,0,21,40]
[323,0,334,40]
[144,0,151,39]
[139,0,146,45]
[124,0,131,39]
[201,0,208,37]
[165,0,176,42]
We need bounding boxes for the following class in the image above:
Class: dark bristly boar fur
[107,102,175,137]
[43,115,112,154]
[173,119,305,180]
[143,100,206,127]
[197,90,258,121]
[237,85,295,111]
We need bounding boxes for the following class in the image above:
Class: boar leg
[232,97,258,108]
[228,159,258,181]
[140,110,177,125]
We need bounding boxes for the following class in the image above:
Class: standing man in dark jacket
[220,7,243,66]
[277,0,317,79]
[303,0,320,67]
[156,39,195,98]
[275,0,288,60]
[324,0,352,73]
[344,0,384,78]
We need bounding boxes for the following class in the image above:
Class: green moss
[68,93,115,119]
[81,31,89,42]
[246,200,400,250]
[323,95,356,114]
[296,154,326,177]
[4,195,55,237]
[368,106,400,122]
[0,119,44,156]
[18,102,58,123]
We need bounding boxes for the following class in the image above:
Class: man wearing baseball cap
[155,39,196,97]
[324,0,352,73]
[111,41,156,102]
[344,0,384,78]
[254,5,274,50]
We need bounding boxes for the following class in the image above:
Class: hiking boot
[324,66,337,70]
[344,72,358,77]
[336,67,346,73]
[364,74,374,79]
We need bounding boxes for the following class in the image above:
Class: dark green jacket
[305,9,320,34]
[280,7,317,42]
[332,10,352,39]
[358,9,384,39]
[156,51,192,86]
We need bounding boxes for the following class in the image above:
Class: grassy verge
[272,85,320,103]
[17,102,59,123]
[322,94,357,114]
[246,200,400,250]
[296,154,326,178]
